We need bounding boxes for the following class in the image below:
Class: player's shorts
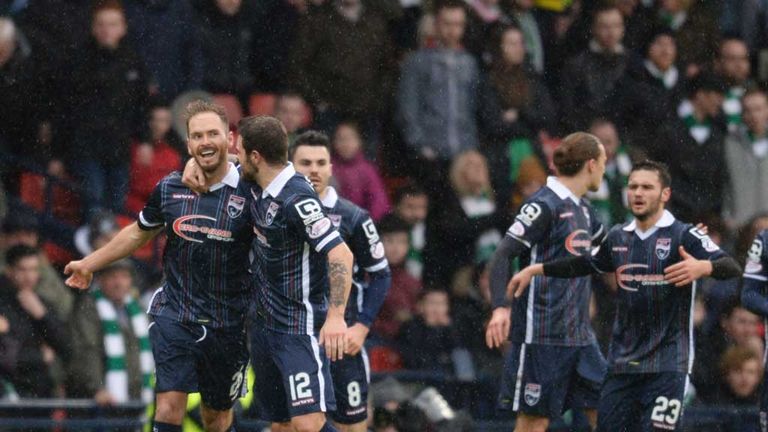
[498,341,606,418]
[329,347,371,424]
[249,325,336,422]
[596,372,687,432]
[148,316,249,411]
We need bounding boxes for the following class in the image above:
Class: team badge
[524,383,541,406]
[227,195,245,219]
[655,238,671,260]
[266,202,279,225]
[329,214,342,227]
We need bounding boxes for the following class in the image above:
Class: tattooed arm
[320,242,354,360]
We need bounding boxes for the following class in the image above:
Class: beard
[241,161,259,182]
[632,196,662,221]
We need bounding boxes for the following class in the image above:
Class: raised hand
[664,246,712,287]
[64,260,94,290]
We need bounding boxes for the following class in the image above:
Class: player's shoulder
[756,229,768,244]
[336,196,368,222]
[154,171,186,191]
[281,173,316,198]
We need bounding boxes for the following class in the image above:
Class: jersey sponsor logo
[524,383,541,406]
[689,227,720,252]
[295,199,324,225]
[227,194,245,218]
[509,221,526,237]
[518,203,542,226]
[362,219,380,244]
[612,246,628,252]
[655,238,671,260]
[616,264,669,292]
[307,217,331,239]
[172,193,196,200]
[172,215,233,243]
[266,202,280,225]
[559,212,574,218]
[329,214,342,227]
[749,239,763,263]
[564,229,591,256]
[371,242,385,259]
[746,261,763,273]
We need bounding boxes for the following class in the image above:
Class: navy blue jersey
[589,210,725,374]
[742,230,768,362]
[507,177,604,346]
[249,164,344,335]
[139,164,254,329]
[320,187,388,325]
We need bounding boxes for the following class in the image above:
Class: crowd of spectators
[3,0,768,429]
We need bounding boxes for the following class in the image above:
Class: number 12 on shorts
[289,373,313,401]
[650,396,681,429]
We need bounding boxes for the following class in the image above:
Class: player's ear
[661,186,671,203]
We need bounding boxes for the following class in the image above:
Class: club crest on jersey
[329,214,342,227]
[524,384,541,406]
[227,195,245,218]
[655,238,671,260]
[266,202,280,225]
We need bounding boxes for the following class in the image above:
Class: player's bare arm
[64,223,162,289]
[321,242,354,361]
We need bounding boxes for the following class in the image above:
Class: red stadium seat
[18,172,80,224]
[248,93,277,116]
[212,94,244,127]
[368,345,403,372]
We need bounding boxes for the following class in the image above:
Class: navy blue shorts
[249,325,335,422]
[596,372,687,432]
[148,316,249,411]
[329,347,370,424]
[498,342,606,418]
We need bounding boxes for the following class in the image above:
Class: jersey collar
[262,163,296,198]
[623,210,676,239]
[209,163,240,192]
[546,176,580,204]
[320,186,339,208]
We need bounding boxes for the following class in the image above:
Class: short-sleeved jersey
[743,230,768,291]
[249,164,344,335]
[320,187,388,324]
[506,177,604,346]
[139,164,254,329]
[589,210,725,374]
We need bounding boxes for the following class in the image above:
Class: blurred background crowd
[1,0,768,430]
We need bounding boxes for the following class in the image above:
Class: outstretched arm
[64,223,161,289]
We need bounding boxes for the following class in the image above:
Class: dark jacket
[193,0,254,96]
[66,291,144,400]
[0,276,71,397]
[68,39,148,164]
[648,117,727,222]
[288,1,397,116]
[478,66,555,147]
[610,58,686,151]
[559,46,629,132]
[123,0,203,99]
[397,317,457,374]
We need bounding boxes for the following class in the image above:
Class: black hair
[630,160,672,189]
[6,244,39,267]
[289,130,331,161]
[237,115,288,165]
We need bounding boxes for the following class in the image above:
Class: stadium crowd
[1,0,768,430]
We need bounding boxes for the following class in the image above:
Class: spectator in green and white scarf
[714,37,753,133]
[67,259,153,405]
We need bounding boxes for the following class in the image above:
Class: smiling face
[292,144,332,196]
[187,112,230,173]
[627,169,670,221]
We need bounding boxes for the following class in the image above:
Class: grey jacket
[724,126,768,225]
[396,48,480,160]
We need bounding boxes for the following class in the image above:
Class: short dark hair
[435,0,466,14]
[92,0,124,18]
[592,4,621,23]
[290,130,331,161]
[630,160,671,189]
[6,244,39,267]
[552,132,602,176]
[687,72,727,97]
[393,183,427,206]
[184,100,228,134]
[377,213,410,235]
[238,115,288,165]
